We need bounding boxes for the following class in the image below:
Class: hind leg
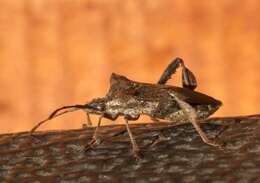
[169,92,223,148]
[158,57,197,90]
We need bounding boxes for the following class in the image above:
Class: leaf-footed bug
[30,58,222,158]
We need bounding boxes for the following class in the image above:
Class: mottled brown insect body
[30,58,223,158]
[101,73,221,124]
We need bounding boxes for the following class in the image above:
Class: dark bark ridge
[0,115,260,183]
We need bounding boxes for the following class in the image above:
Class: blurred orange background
[1,0,260,133]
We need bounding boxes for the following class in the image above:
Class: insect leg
[158,57,183,85]
[85,115,103,150]
[93,115,103,139]
[82,112,93,128]
[124,118,142,158]
[158,57,197,90]
[182,66,197,90]
[169,93,223,148]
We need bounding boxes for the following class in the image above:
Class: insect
[30,57,222,158]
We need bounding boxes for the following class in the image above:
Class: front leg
[82,112,93,128]
[168,92,223,148]
[85,115,103,150]
[158,57,197,90]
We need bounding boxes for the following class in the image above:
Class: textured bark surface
[0,115,260,183]
[1,0,260,133]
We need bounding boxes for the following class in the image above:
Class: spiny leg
[169,93,223,148]
[158,57,197,90]
[158,57,183,85]
[124,118,141,158]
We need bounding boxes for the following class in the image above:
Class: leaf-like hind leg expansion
[158,57,197,90]
[169,93,223,148]
[182,66,197,90]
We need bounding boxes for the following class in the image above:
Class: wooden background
[1,0,260,133]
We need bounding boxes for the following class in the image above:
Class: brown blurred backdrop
[0,0,260,133]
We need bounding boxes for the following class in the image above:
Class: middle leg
[124,117,142,159]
